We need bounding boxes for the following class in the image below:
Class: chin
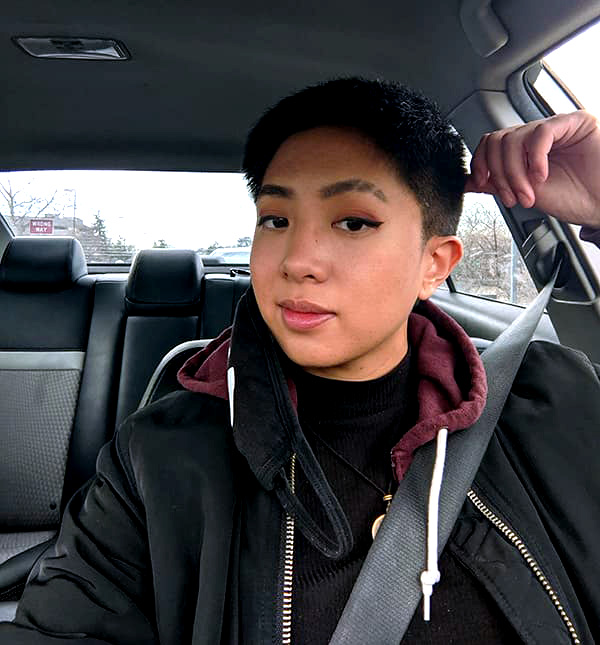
[277,340,349,372]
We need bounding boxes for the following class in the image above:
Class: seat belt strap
[329,265,559,645]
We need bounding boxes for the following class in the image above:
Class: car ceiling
[1,0,600,171]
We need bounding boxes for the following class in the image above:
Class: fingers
[466,111,599,207]
[468,134,490,190]
[488,131,536,207]
[468,125,538,207]
[524,122,554,183]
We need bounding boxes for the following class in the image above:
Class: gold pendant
[372,493,393,540]
[371,514,386,540]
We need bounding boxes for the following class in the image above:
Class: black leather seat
[0,237,127,614]
[200,271,250,338]
[0,238,93,605]
[0,248,248,619]
[139,272,251,407]
[113,249,205,426]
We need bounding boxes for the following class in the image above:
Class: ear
[417,236,463,300]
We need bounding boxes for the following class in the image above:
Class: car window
[452,192,538,305]
[453,21,600,306]
[0,171,256,264]
[529,20,600,284]
[535,20,600,117]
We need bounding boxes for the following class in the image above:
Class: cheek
[250,239,280,313]
[350,245,423,296]
[250,237,273,278]
[341,249,424,322]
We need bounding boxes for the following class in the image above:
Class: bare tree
[454,198,537,304]
[0,180,61,234]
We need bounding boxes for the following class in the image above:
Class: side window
[532,20,600,117]
[454,18,600,306]
[0,171,256,265]
[451,193,538,306]
[529,19,600,284]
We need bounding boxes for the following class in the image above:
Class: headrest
[126,249,204,315]
[0,237,87,292]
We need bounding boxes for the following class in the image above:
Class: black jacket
[1,289,599,644]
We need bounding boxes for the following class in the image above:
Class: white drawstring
[227,366,235,427]
[420,427,448,622]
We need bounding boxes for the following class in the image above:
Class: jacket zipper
[281,453,296,645]
[467,489,581,645]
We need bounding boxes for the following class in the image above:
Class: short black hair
[242,77,467,238]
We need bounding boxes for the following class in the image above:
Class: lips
[278,299,336,331]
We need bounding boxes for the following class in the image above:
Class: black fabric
[472,342,600,645]
[449,488,569,643]
[402,548,523,643]
[1,298,599,643]
[0,541,52,604]
[125,249,204,315]
[289,354,416,644]
[3,392,238,645]
[289,355,519,645]
[0,238,87,292]
[328,274,570,645]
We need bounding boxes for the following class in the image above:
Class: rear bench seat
[0,237,126,608]
[0,244,248,619]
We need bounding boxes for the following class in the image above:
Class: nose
[280,222,328,282]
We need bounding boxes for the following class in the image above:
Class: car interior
[1,0,600,624]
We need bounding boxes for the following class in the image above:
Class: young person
[1,78,600,644]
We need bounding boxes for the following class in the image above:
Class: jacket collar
[177,288,487,485]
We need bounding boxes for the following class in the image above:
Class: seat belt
[329,263,560,645]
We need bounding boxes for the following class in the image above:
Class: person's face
[250,127,462,381]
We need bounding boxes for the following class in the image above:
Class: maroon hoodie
[177,293,487,484]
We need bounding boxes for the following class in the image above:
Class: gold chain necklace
[308,430,395,540]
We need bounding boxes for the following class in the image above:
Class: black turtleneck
[286,350,521,645]
[289,350,417,644]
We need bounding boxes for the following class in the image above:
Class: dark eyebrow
[257,184,295,199]
[319,179,388,203]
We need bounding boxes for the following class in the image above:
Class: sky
[3,170,257,251]
[3,18,600,253]
[544,20,600,116]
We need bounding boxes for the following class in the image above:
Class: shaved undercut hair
[242,77,468,239]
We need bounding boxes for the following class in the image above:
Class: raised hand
[465,110,600,229]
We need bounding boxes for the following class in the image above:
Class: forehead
[261,126,414,203]
[264,127,392,176]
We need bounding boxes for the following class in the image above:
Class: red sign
[29,219,54,235]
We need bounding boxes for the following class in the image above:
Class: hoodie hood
[393,299,487,479]
[177,288,487,484]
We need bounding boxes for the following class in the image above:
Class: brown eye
[335,217,382,232]
[258,215,288,229]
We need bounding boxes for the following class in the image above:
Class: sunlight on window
[533,19,600,283]
[542,20,600,117]
[0,171,257,264]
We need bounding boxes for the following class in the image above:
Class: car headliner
[1,0,599,171]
